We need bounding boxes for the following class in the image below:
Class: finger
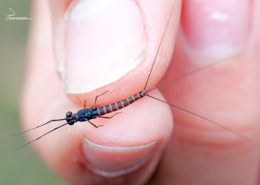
[50,0,181,107]
[21,0,181,185]
[151,0,260,185]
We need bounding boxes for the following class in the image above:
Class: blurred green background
[0,1,66,185]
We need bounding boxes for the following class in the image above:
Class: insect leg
[83,100,88,114]
[99,112,122,119]
[88,120,104,128]
[94,91,109,108]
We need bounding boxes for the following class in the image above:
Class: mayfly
[15,1,244,150]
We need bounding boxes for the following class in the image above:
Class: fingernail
[82,138,157,177]
[64,0,146,94]
[182,0,252,59]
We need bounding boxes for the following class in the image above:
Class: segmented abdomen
[96,91,146,116]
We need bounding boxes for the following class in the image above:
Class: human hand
[21,0,260,185]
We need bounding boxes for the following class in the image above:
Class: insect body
[15,91,147,149]
[66,91,146,127]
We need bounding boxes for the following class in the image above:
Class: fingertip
[153,1,260,184]
[33,90,173,184]
[49,0,182,107]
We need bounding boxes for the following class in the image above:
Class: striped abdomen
[96,91,146,116]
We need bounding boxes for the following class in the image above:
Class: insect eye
[66,111,72,117]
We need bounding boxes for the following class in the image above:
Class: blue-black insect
[15,1,244,150]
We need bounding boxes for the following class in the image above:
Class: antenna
[15,123,68,151]
[13,118,66,136]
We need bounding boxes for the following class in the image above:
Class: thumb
[50,0,180,106]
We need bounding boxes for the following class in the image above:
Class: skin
[21,0,260,185]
